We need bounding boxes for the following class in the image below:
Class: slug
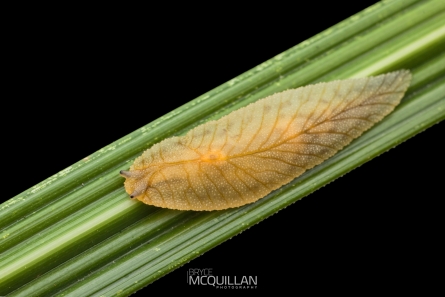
[120,70,412,211]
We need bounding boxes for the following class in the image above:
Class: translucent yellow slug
[120,70,412,211]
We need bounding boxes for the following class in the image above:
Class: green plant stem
[1,1,444,296]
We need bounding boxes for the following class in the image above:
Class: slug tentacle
[119,170,133,178]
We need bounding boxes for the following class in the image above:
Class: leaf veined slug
[120,70,412,211]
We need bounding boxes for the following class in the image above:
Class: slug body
[121,71,412,211]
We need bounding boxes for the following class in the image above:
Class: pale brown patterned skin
[121,70,412,211]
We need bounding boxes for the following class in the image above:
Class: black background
[2,1,443,294]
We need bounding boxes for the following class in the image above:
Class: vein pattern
[122,71,412,210]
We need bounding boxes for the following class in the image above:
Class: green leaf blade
[1,1,444,296]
